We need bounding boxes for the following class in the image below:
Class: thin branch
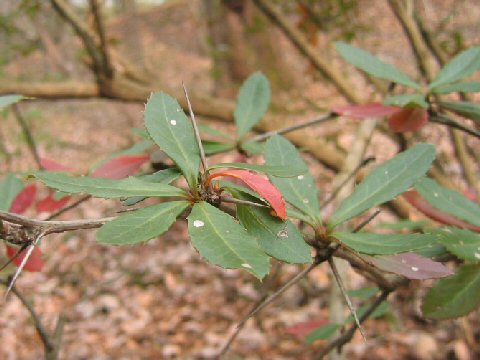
[0,210,113,235]
[45,195,92,221]
[314,290,391,359]
[182,83,208,172]
[352,209,381,233]
[328,257,366,341]
[321,157,375,208]
[217,249,335,358]
[220,196,268,208]
[88,0,113,77]
[12,104,43,170]
[249,113,338,142]
[1,279,55,353]
[429,113,480,139]
[5,230,47,298]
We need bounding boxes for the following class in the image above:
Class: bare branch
[12,104,43,170]
[88,0,113,77]
[429,113,480,139]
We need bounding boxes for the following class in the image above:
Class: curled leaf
[207,169,286,220]
[388,108,429,132]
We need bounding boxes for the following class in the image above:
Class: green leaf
[349,301,389,321]
[286,207,315,224]
[234,72,271,138]
[35,171,186,199]
[329,143,436,227]
[202,140,235,155]
[433,228,480,262]
[375,219,428,230]
[431,81,480,94]
[415,177,480,227]
[335,42,421,90]
[265,135,321,223]
[198,124,233,140]
[384,94,428,108]
[422,263,480,319]
[306,324,340,343]
[334,232,437,255]
[437,100,480,121]
[188,202,270,279]
[97,201,188,245]
[347,287,379,299]
[237,205,312,264]
[0,95,25,110]
[240,140,265,155]
[209,162,305,177]
[144,92,200,188]
[429,46,480,89]
[0,174,23,211]
[131,127,152,140]
[122,168,182,206]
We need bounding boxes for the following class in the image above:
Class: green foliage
[144,92,201,188]
[97,201,189,245]
[0,94,24,110]
[34,172,186,199]
[329,144,436,227]
[265,135,321,225]
[415,177,480,227]
[384,94,428,108]
[335,42,421,89]
[188,202,270,279]
[437,100,480,122]
[428,46,480,90]
[234,71,271,138]
[237,205,312,264]
[431,81,480,94]
[333,232,437,255]
[208,162,305,177]
[0,174,23,211]
[306,324,340,343]
[434,228,480,262]
[423,264,480,319]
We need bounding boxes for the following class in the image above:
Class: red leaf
[9,184,37,214]
[332,103,400,118]
[388,108,429,132]
[365,253,453,280]
[6,245,44,272]
[36,193,71,213]
[285,319,329,336]
[403,190,480,233]
[92,154,150,179]
[40,158,71,171]
[207,169,287,220]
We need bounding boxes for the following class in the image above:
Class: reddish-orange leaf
[6,245,44,272]
[92,154,150,179]
[285,319,329,336]
[36,193,71,213]
[332,103,400,118]
[388,108,429,132]
[207,169,287,220]
[403,190,480,233]
[40,158,71,171]
[9,184,37,214]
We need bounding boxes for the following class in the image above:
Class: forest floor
[0,0,479,359]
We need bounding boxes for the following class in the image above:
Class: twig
[88,0,113,77]
[217,251,333,358]
[321,157,375,208]
[220,196,268,208]
[182,83,208,172]
[0,210,113,235]
[45,195,91,220]
[429,113,480,139]
[46,315,65,360]
[328,257,366,341]
[5,230,47,298]
[0,243,30,272]
[1,279,55,353]
[352,209,381,233]
[249,113,337,142]
[12,104,43,170]
[314,290,391,359]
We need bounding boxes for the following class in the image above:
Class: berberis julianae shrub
[1,46,480,349]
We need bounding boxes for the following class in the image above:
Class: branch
[89,0,113,77]
[0,81,100,99]
[252,0,363,103]
[429,113,480,139]
[12,104,43,170]
[314,290,391,359]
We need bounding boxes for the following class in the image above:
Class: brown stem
[89,0,113,77]
[12,105,44,170]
